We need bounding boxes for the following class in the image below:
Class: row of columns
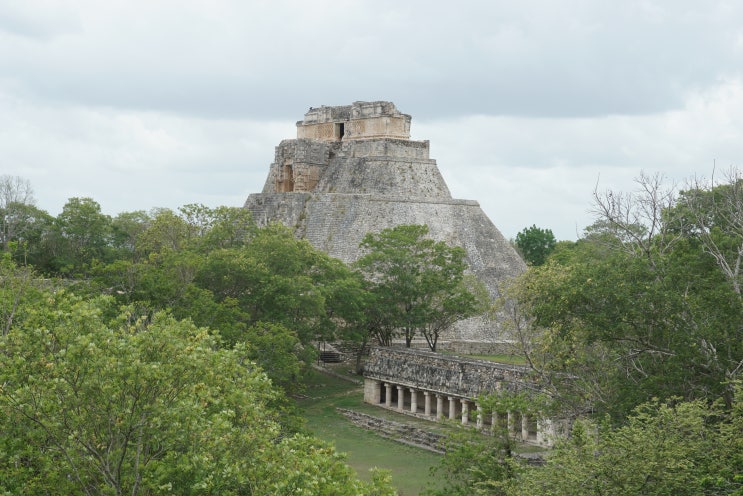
[374,380,542,443]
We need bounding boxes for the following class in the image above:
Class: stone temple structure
[244,101,525,343]
[363,347,566,447]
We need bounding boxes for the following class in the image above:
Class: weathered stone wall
[262,138,439,195]
[337,408,445,453]
[297,101,411,141]
[244,190,523,340]
[300,104,353,124]
[336,138,429,160]
[360,347,568,447]
[296,122,337,141]
[244,101,526,342]
[261,139,331,193]
[343,116,410,140]
[437,340,517,356]
[363,347,537,399]
[317,159,449,198]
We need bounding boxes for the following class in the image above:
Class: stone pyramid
[244,101,525,344]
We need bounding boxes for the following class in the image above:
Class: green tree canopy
[503,173,743,420]
[514,224,557,266]
[506,396,743,496]
[355,224,486,350]
[49,197,113,276]
[195,223,365,345]
[0,271,394,495]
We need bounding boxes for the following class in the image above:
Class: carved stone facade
[245,101,526,342]
[297,101,411,142]
[363,347,567,447]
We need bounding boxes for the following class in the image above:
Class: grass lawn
[297,366,444,495]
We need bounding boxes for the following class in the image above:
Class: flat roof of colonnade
[363,347,538,400]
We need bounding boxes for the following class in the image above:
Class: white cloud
[417,78,743,239]
[1,91,294,216]
[1,0,742,241]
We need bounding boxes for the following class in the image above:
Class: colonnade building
[362,347,565,447]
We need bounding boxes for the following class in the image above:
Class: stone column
[436,395,444,420]
[397,386,405,411]
[537,418,550,446]
[384,383,393,408]
[461,400,469,425]
[448,396,457,420]
[424,391,432,416]
[363,379,381,404]
[521,414,530,441]
[507,410,515,436]
[410,388,418,414]
[476,403,483,429]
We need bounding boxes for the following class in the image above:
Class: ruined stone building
[244,101,525,343]
[363,347,566,447]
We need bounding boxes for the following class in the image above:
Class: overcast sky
[2,1,742,240]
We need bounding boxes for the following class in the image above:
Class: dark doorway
[335,122,345,140]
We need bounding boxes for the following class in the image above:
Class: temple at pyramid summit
[244,101,525,345]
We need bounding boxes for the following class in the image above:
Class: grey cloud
[1,1,741,120]
[0,3,81,40]
[2,0,743,242]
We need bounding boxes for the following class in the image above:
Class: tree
[134,205,255,257]
[93,207,255,334]
[355,224,484,350]
[135,207,192,255]
[514,224,557,266]
[425,391,549,496]
[505,396,743,496]
[0,201,55,267]
[196,224,365,345]
[425,393,743,496]
[0,252,47,336]
[669,168,743,296]
[0,177,55,268]
[243,321,307,396]
[0,175,35,252]
[178,203,256,251]
[0,286,395,495]
[110,210,152,260]
[503,172,743,419]
[420,273,489,351]
[49,197,113,275]
[425,425,519,496]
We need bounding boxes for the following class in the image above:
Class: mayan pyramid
[244,101,525,343]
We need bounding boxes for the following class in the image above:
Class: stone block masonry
[362,347,565,447]
[244,101,526,342]
[337,409,445,453]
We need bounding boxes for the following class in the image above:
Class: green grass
[297,366,444,495]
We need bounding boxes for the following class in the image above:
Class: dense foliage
[6,170,743,494]
[0,258,396,494]
[430,393,743,496]
[505,173,743,419]
[0,175,404,494]
[355,224,487,351]
[514,224,556,266]
[507,396,743,496]
[429,171,743,495]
